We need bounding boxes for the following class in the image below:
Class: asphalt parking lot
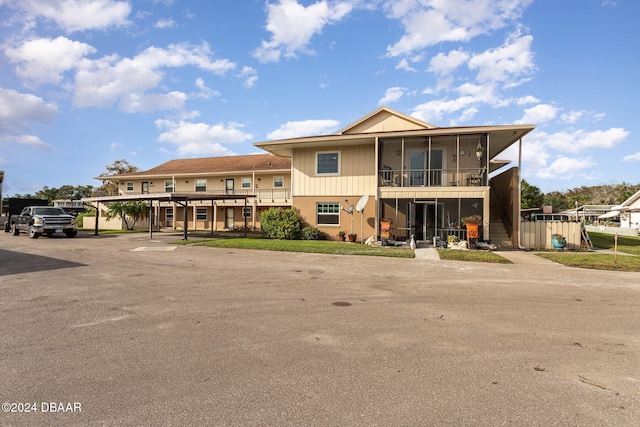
[1,230,639,426]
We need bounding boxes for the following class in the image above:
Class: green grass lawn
[182,238,415,258]
[534,231,640,272]
[437,249,512,263]
[588,231,640,255]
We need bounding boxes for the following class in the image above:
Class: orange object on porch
[466,223,479,239]
[380,221,391,239]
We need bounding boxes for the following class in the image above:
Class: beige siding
[292,144,376,197]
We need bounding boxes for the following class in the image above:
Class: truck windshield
[32,208,66,215]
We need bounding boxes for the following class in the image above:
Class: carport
[82,193,253,240]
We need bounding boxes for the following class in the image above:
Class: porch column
[483,193,490,241]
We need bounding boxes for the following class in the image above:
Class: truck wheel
[11,223,19,236]
[65,230,77,238]
[27,227,40,239]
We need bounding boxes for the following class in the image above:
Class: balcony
[379,168,486,188]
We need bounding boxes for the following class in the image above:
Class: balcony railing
[91,188,291,201]
[379,168,486,188]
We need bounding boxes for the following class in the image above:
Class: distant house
[612,189,640,230]
[255,107,535,247]
[86,154,291,231]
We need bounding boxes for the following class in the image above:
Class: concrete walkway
[414,245,559,265]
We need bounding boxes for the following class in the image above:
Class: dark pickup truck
[8,206,78,238]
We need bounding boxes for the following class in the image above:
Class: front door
[225,207,234,229]
[142,182,149,194]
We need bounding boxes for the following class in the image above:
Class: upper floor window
[165,180,174,193]
[316,151,340,175]
[126,182,134,192]
[195,179,207,192]
[241,177,251,189]
[274,176,284,188]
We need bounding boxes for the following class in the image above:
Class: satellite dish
[355,194,369,212]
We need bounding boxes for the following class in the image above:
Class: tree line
[2,159,139,205]
[521,180,640,211]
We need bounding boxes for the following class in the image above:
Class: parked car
[8,206,77,238]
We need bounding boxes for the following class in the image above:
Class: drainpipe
[517,137,526,250]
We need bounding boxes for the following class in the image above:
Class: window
[165,208,173,221]
[195,179,207,192]
[126,182,134,191]
[316,151,340,175]
[274,176,284,188]
[165,180,174,193]
[196,208,207,220]
[241,177,251,189]
[317,202,340,225]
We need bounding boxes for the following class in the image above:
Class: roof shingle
[101,154,290,179]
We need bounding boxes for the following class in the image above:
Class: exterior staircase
[489,218,512,249]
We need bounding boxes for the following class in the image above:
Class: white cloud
[516,95,539,105]
[468,31,535,85]
[119,91,187,113]
[5,36,96,85]
[0,88,56,151]
[267,119,340,140]
[0,87,58,133]
[194,78,220,99]
[429,49,470,76]
[238,66,258,89]
[73,43,236,111]
[395,58,417,72]
[544,128,629,153]
[536,156,597,180]
[516,103,558,124]
[411,96,477,124]
[253,0,353,63]
[385,0,533,58]
[155,119,253,156]
[8,0,131,32]
[622,152,640,162]
[378,87,406,105]
[154,18,175,29]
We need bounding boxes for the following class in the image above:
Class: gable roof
[335,106,437,135]
[97,154,290,180]
[613,189,640,210]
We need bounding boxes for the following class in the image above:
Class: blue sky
[0,0,638,196]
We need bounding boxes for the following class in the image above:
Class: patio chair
[466,167,486,186]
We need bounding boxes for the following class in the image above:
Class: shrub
[300,226,322,240]
[259,207,302,239]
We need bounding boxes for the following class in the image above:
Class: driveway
[1,231,639,426]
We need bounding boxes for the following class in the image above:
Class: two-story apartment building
[87,154,291,231]
[255,107,535,248]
